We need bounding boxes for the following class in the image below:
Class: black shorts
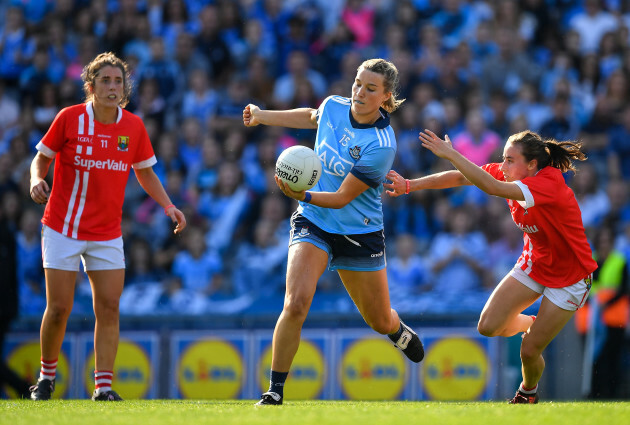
[289,212,386,271]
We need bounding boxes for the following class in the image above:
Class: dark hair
[358,58,405,112]
[81,52,132,107]
[507,130,587,174]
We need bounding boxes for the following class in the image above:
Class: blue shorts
[289,212,386,271]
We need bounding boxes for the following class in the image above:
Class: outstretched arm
[243,104,318,129]
[419,130,525,201]
[384,169,471,197]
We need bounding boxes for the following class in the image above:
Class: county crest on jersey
[298,95,397,234]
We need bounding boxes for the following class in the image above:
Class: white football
[275,145,322,192]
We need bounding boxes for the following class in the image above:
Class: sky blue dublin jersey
[297,95,397,234]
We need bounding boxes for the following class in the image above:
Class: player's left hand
[384,170,406,197]
[419,129,454,159]
[275,175,305,201]
[166,207,187,235]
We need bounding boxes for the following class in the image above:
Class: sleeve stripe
[382,128,392,147]
[36,142,56,158]
[330,96,351,105]
[514,180,535,208]
[133,155,158,169]
[375,128,384,147]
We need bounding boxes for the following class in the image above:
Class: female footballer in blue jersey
[243,58,424,406]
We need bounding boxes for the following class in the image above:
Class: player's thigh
[87,269,125,312]
[82,237,126,311]
[338,268,391,322]
[523,296,575,355]
[480,274,541,328]
[44,269,79,309]
[285,241,329,304]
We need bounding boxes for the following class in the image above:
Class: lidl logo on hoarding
[178,340,243,399]
[422,336,489,400]
[6,341,70,399]
[259,339,324,400]
[84,340,151,399]
[340,338,405,400]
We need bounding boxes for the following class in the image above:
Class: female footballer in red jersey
[28,52,186,401]
[385,130,597,403]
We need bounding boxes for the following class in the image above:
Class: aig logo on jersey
[117,136,129,151]
[349,146,361,160]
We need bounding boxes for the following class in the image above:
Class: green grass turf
[1,400,628,425]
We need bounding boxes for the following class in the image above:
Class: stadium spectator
[386,129,597,404]
[231,218,288,302]
[479,27,542,98]
[576,225,629,399]
[173,32,211,80]
[607,105,630,180]
[16,207,45,316]
[27,52,186,402]
[0,80,20,146]
[272,50,327,109]
[244,58,425,406]
[505,83,551,133]
[199,160,252,254]
[451,108,501,166]
[0,195,32,399]
[539,94,580,142]
[135,36,184,114]
[571,162,610,229]
[568,0,618,54]
[387,233,432,300]
[168,226,223,314]
[196,4,233,85]
[427,206,490,294]
[0,7,34,86]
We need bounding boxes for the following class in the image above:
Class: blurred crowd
[1,0,630,322]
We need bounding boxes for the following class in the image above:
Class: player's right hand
[384,170,406,197]
[30,178,50,205]
[243,104,261,127]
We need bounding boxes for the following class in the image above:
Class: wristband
[164,204,176,215]
[405,179,410,195]
[303,192,312,203]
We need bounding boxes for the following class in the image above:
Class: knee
[520,336,542,363]
[94,298,120,321]
[282,296,310,322]
[477,316,499,337]
[46,303,72,324]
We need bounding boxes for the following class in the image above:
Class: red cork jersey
[37,102,156,240]
[483,163,597,288]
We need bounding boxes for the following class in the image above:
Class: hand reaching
[383,170,407,197]
[419,129,454,159]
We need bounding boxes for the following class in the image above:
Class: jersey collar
[86,101,123,124]
[348,107,390,129]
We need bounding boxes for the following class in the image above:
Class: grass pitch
[1,400,628,425]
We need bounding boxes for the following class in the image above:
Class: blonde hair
[358,58,405,113]
[81,52,132,107]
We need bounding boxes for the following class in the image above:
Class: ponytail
[508,131,587,174]
[544,139,587,174]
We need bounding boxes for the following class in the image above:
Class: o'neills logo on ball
[276,162,303,183]
[307,170,319,185]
